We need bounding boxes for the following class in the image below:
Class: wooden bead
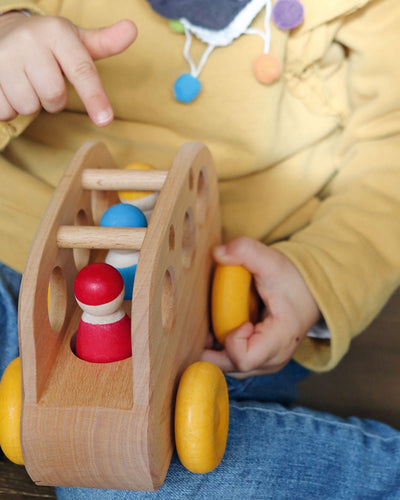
[74,262,124,306]
[100,204,148,300]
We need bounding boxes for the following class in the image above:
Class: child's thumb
[213,236,272,276]
[78,19,137,61]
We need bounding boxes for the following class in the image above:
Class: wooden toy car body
[18,141,221,490]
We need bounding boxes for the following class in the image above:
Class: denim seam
[231,403,400,442]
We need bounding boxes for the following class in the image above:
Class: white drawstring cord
[245,0,272,52]
[183,24,215,79]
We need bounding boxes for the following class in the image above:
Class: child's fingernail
[95,109,113,126]
[213,245,226,259]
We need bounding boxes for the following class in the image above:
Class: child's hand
[202,237,321,376]
[0,12,137,126]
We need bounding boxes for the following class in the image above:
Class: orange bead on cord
[253,52,281,84]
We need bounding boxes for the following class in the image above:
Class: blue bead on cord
[173,73,202,103]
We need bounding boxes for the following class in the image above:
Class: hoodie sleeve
[273,0,400,372]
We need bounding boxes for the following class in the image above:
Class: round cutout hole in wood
[162,267,177,334]
[73,209,91,271]
[182,209,196,269]
[48,266,67,333]
[169,224,175,251]
[188,167,194,191]
[196,167,209,226]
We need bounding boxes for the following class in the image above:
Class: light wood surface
[18,141,221,490]
[81,168,167,191]
[57,226,146,249]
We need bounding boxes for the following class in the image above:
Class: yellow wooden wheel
[175,361,229,473]
[0,357,23,465]
[211,264,258,345]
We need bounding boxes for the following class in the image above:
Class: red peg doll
[74,263,132,363]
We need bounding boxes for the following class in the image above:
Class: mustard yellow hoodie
[1,0,400,372]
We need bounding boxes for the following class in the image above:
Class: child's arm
[205,1,400,376]
[202,237,320,376]
[0,12,136,126]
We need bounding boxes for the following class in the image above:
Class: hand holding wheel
[211,264,259,345]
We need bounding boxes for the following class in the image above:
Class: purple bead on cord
[272,0,304,30]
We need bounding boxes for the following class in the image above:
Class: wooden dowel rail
[81,169,168,191]
[57,226,146,250]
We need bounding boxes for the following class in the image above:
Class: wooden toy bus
[2,141,230,491]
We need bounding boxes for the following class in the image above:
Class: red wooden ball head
[74,263,132,363]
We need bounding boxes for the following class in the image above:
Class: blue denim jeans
[0,262,21,380]
[1,262,400,499]
[56,404,400,500]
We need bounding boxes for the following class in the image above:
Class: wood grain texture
[18,141,221,490]
[57,226,146,249]
[81,168,167,191]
